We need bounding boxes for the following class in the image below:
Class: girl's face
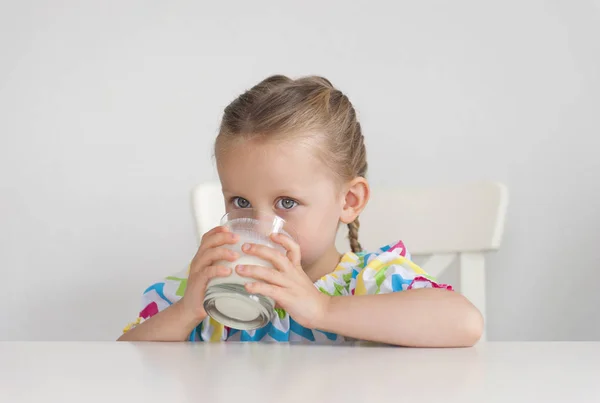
[216,138,344,269]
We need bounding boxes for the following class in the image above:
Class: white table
[1,342,598,402]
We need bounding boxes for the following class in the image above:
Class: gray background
[1,0,599,341]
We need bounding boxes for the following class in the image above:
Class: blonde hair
[215,75,367,253]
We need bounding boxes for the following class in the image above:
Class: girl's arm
[240,236,482,347]
[119,226,241,342]
[314,289,483,347]
[117,301,201,342]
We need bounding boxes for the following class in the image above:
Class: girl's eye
[276,198,298,210]
[233,197,251,209]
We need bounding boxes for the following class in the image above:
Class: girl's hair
[215,75,368,253]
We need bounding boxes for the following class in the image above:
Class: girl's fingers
[236,265,288,287]
[193,247,238,272]
[200,230,239,251]
[200,226,228,243]
[270,233,301,266]
[201,265,232,281]
[242,243,291,272]
[245,282,281,301]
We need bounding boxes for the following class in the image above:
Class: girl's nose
[251,209,284,233]
[252,207,276,221]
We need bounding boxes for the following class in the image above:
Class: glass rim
[219,208,297,240]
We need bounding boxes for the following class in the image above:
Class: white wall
[1,1,599,341]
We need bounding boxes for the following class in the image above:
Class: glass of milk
[203,209,295,331]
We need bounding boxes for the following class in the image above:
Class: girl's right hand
[180,226,239,321]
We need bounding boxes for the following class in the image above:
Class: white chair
[191,181,508,340]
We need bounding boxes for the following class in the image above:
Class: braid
[347,218,362,253]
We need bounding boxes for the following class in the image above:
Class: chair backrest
[191,181,507,255]
[335,182,508,255]
[191,182,225,240]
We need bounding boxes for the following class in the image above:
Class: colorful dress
[123,240,452,342]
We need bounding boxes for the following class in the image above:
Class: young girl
[119,75,483,347]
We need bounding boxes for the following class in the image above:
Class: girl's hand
[180,226,239,321]
[236,233,331,329]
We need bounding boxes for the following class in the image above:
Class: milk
[203,216,291,329]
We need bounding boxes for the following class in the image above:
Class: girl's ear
[340,177,370,224]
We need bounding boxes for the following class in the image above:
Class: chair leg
[459,252,486,341]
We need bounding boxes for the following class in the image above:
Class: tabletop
[1,342,598,402]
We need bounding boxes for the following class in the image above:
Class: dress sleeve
[354,240,453,296]
[122,267,229,342]
[122,268,189,334]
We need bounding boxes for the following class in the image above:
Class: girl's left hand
[236,233,331,329]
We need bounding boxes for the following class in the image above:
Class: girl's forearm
[315,289,483,347]
[117,301,202,342]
